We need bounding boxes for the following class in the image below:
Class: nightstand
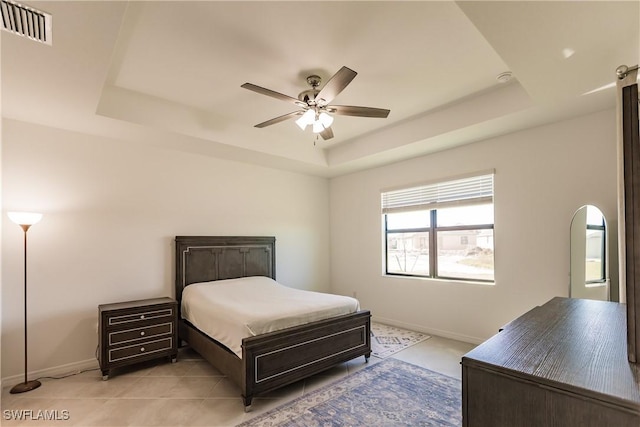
[98,297,178,380]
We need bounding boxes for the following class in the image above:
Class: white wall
[1,119,330,379]
[1,107,620,378]
[330,109,618,344]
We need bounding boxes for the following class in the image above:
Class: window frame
[585,222,606,285]
[381,172,495,283]
[384,208,495,282]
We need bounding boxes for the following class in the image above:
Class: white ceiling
[2,1,639,177]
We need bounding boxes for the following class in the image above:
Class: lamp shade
[8,212,43,226]
[318,112,334,128]
[295,109,315,130]
[312,120,325,133]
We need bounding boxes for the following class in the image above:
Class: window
[585,205,606,284]
[382,173,494,282]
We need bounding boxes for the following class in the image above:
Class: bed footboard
[241,310,371,407]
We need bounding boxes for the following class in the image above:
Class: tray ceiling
[2,1,638,176]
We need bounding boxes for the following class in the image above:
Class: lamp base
[10,379,41,394]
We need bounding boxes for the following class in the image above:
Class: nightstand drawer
[107,308,173,326]
[108,337,174,363]
[109,322,173,345]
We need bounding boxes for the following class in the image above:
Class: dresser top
[463,297,640,408]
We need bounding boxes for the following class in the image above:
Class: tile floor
[1,335,475,427]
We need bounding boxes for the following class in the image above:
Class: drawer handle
[140,331,145,336]
[140,347,145,352]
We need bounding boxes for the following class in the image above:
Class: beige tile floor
[1,335,475,427]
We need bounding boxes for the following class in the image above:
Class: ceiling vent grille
[1,0,51,45]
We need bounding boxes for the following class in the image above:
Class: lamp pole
[8,212,42,394]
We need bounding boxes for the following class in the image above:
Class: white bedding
[181,276,360,358]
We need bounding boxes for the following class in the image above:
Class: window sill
[382,274,495,286]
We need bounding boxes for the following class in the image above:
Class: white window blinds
[381,173,494,214]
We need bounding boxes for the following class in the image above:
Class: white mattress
[181,276,360,358]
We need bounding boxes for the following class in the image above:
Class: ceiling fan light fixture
[318,112,333,128]
[312,120,325,134]
[295,109,315,130]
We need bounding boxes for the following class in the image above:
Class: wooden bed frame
[174,236,371,409]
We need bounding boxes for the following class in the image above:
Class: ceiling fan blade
[254,111,303,128]
[316,66,357,104]
[320,126,334,140]
[329,105,390,118]
[241,83,304,106]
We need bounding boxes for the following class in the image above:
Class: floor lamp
[8,211,43,394]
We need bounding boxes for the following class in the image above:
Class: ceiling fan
[241,66,390,140]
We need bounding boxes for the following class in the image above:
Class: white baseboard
[371,315,485,345]
[1,358,99,389]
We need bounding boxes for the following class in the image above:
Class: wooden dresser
[462,297,640,427]
[98,297,178,379]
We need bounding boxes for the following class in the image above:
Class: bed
[175,236,371,409]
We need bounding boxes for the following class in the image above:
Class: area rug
[236,358,461,427]
[371,322,431,359]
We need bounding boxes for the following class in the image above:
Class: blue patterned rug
[236,358,461,426]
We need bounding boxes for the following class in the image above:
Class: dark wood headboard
[174,236,276,305]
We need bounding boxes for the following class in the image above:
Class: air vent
[1,0,51,45]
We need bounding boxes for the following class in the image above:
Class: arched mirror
[570,205,609,301]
